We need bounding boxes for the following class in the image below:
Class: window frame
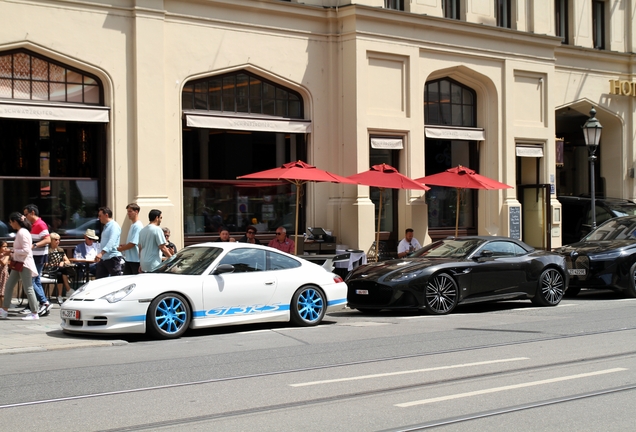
[592,0,606,49]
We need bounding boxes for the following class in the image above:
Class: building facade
[1,0,634,252]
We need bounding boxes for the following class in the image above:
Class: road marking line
[290,357,529,387]
[395,367,627,407]
[508,303,577,311]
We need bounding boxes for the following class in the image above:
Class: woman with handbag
[0,213,40,320]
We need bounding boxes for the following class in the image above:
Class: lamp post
[582,107,603,230]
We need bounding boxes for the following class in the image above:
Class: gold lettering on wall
[609,79,636,96]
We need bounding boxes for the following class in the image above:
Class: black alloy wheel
[424,273,459,315]
[532,268,565,306]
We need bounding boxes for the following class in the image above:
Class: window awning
[0,100,109,123]
[184,111,312,133]
[425,126,485,141]
[371,137,404,149]
[516,144,544,157]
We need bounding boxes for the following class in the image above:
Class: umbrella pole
[455,188,460,238]
[294,182,301,255]
[376,188,383,261]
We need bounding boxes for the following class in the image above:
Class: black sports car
[346,236,567,315]
[555,215,636,297]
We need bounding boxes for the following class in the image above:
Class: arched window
[182,71,302,118]
[0,50,103,105]
[424,78,475,127]
[181,70,307,240]
[0,49,106,240]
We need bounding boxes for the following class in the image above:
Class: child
[0,240,9,307]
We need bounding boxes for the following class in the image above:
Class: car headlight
[385,270,424,282]
[101,284,136,303]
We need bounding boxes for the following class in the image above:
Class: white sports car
[60,243,348,339]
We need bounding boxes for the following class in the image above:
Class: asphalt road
[1,289,634,431]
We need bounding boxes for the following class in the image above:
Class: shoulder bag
[9,259,24,272]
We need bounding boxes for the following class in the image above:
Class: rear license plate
[61,309,80,319]
[356,289,369,295]
[568,269,586,276]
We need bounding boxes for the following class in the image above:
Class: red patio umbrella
[238,160,356,254]
[415,165,512,237]
[347,164,430,261]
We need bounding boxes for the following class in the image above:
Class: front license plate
[356,289,369,295]
[568,269,586,276]
[61,309,80,320]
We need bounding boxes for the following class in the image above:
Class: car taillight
[333,275,344,283]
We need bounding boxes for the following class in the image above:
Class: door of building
[518,184,551,250]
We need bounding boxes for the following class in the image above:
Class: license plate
[61,309,80,319]
[568,269,586,276]
[356,289,369,295]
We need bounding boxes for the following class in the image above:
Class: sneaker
[19,308,31,315]
[22,313,39,321]
[0,309,8,319]
[66,289,75,297]
[37,302,51,317]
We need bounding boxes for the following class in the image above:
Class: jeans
[32,255,48,304]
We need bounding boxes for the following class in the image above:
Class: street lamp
[582,107,603,229]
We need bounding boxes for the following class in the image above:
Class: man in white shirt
[397,228,422,258]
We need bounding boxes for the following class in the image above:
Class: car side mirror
[213,264,235,275]
[477,250,494,259]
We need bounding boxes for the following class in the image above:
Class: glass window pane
[32,81,48,100]
[236,74,249,113]
[13,79,30,99]
[13,53,30,79]
[209,79,222,111]
[427,82,439,103]
[451,83,462,104]
[0,78,11,98]
[288,100,301,118]
[249,78,262,114]
[84,85,100,104]
[66,70,83,84]
[222,76,235,112]
[451,105,462,125]
[427,104,439,124]
[262,82,275,99]
[84,76,97,85]
[50,82,65,101]
[181,84,193,109]
[440,104,451,125]
[263,97,275,115]
[0,55,11,78]
[463,106,474,126]
[50,64,65,82]
[268,251,301,270]
[275,100,286,117]
[276,87,287,101]
[439,80,450,103]
[32,58,48,81]
[462,89,473,104]
[194,82,207,110]
[67,83,83,102]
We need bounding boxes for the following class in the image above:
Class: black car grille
[347,280,393,306]
[566,255,590,280]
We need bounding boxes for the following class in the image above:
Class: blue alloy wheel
[147,293,191,339]
[291,286,326,326]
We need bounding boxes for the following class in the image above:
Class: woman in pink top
[0,213,40,320]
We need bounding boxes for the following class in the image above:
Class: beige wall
[2,0,635,251]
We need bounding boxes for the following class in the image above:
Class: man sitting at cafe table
[73,228,101,278]
[267,226,295,254]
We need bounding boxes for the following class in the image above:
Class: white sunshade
[0,100,109,123]
[185,111,312,133]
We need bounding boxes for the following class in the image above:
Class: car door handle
[265,281,275,285]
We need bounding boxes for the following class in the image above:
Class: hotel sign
[609,80,636,96]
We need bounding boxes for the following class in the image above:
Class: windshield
[409,239,484,259]
[151,246,223,275]
[608,204,636,217]
[584,218,636,241]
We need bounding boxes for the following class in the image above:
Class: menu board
[509,206,521,240]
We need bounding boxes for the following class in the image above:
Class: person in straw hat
[73,228,101,279]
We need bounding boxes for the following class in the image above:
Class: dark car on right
[558,196,636,245]
[555,215,636,297]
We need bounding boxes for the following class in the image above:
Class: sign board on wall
[509,207,521,240]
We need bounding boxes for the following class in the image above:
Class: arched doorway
[0,49,108,238]
[181,70,309,241]
[424,77,480,240]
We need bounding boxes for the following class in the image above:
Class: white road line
[395,367,627,407]
[290,357,529,387]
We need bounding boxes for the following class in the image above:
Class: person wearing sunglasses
[238,225,261,245]
[267,226,295,254]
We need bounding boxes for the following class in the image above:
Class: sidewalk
[0,299,127,355]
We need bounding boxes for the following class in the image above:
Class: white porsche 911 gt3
[60,243,348,339]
